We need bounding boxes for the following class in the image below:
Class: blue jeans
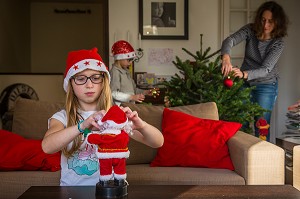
[246,82,278,141]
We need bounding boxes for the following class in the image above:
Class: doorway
[30,0,108,73]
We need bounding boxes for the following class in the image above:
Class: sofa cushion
[126,164,245,185]
[12,98,64,139]
[0,129,60,171]
[122,102,219,165]
[150,108,242,170]
[121,102,219,132]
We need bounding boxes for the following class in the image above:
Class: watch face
[7,84,39,111]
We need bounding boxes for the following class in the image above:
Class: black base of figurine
[96,181,128,199]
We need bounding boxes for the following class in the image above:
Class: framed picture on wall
[139,0,188,40]
[134,72,146,86]
[155,75,172,84]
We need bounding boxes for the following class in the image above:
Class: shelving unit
[276,136,300,184]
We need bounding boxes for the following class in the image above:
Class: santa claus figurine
[87,105,131,187]
[256,118,270,141]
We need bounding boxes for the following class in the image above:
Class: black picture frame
[139,0,188,40]
[134,72,146,86]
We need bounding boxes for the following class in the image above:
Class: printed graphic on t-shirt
[67,145,98,175]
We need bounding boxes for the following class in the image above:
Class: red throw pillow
[0,129,60,171]
[150,108,242,170]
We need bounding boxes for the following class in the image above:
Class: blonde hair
[62,73,113,157]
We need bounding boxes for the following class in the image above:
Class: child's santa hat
[63,47,110,92]
[111,40,136,60]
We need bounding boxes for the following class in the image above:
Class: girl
[41,47,163,185]
[110,40,154,106]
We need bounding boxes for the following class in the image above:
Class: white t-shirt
[49,109,100,186]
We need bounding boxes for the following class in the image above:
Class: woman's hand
[221,54,233,76]
[232,68,248,79]
[232,68,243,79]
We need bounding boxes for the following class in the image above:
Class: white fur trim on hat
[63,59,110,92]
[114,52,136,60]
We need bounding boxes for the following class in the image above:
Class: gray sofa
[0,98,285,199]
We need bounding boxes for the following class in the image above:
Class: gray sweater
[221,24,284,86]
[109,64,144,106]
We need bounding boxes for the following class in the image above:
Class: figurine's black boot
[114,179,126,186]
[98,180,110,187]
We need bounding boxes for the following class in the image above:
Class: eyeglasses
[72,73,105,85]
[127,58,134,62]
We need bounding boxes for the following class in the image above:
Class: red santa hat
[63,47,110,92]
[101,105,128,129]
[111,40,136,60]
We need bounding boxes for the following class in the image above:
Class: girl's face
[261,10,275,37]
[71,69,105,109]
[118,59,133,69]
[152,2,164,18]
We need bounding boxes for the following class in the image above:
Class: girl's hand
[80,110,106,131]
[131,94,145,103]
[120,106,145,130]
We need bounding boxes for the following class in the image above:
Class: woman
[221,1,289,141]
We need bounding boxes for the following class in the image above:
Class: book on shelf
[285,102,300,134]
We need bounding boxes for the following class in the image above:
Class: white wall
[109,0,221,75]
[0,74,65,129]
[0,75,65,103]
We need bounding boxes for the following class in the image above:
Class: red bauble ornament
[224,77,233,88]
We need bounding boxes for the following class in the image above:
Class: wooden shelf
[276,136,300,185]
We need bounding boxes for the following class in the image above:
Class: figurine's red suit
[87,105,130,182]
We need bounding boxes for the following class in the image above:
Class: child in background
[41,47,163,186]
[110,40,154,106]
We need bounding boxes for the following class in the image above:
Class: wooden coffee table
[17,185,300,199]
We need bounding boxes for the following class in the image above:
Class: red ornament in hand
[224,77,233,88]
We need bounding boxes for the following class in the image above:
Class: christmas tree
[161,36,266,133]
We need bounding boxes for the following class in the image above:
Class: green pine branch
[161,45,267,134]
